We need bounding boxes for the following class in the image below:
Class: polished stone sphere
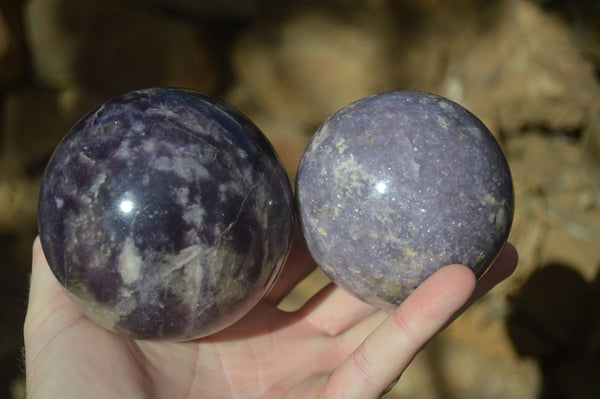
[38,88,294,340]
[297,91,514,309]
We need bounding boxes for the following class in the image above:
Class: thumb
[24,237,83,347]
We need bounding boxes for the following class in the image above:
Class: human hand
[24,236,517,399]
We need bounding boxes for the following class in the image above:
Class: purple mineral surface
[38,88,294,340]
[297,91,514,309]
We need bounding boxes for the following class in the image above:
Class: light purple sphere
[297,91,514,309]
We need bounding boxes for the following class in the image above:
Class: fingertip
[499,242,519,276]
[395,263,478,336]
[441,263,478,284]
[32,235,41,258]
[31,236,52,278]
[28,235,65,306]
[419,264,477,304]
[464,243,519,305]
[481,243,519,286]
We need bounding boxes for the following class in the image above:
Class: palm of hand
[25,238,517,399]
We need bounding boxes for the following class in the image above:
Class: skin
[24,235,517,399]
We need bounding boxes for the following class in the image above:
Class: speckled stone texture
[38,88,294,340]
[297,91,514,309]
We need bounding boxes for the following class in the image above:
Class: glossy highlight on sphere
[38,88,294,340]
[297,91,514,309]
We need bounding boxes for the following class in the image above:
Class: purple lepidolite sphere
[38,88,294,340]
[297,91,514,309]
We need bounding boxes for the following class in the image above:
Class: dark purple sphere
[38,88,294,340]
[297,91,514,309]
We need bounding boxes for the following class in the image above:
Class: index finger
[326,264,477,398]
